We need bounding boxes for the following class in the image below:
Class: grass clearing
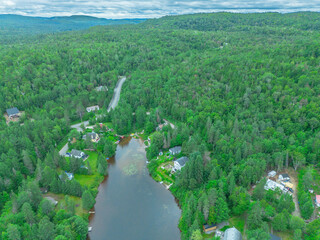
[276,230,294,240]
[229,215,245,234]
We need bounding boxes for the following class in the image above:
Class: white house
[86,105,100,112]
[264,179,288,194]
[169,146,182,155]
[279,173,290,181]
[71,149,86,159]
[174,157,189,171]
[268,170,276,178]
[95,86,108,92]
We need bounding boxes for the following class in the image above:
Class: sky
[0,0,320,19]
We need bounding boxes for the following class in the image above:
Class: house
[6,107,20,118]
[174,157,189,171]
[223,227,242,240]
[86,105,100,112]
[64,172,74,180]
[95,86,108,92]
[268,171,276,178]
[279,173,290,181]
[169,146,182,155]
[264,179,286,193]
[203,224,217,234]
[44,197,58,206]
[270,233,281,240]
[83,132,100,142]
[316,195,320,207]
[70,149,88,160]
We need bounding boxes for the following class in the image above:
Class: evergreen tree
[82,190,95,210]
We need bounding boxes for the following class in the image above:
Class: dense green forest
[0,14,145,44]
[0,12,320,240]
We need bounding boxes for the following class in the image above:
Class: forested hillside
[0,14,145,44]
[0,12,320,240]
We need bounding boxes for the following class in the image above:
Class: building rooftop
[169,146,182,154]
[280,173,290,178]
[6,107,19,116]
[223,227,242,240]
[71,149,84,158]
[175,157,189,167]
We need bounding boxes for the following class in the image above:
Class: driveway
[59,143,69,156]
[71,121,89,132]
[288,168,302,218]
[107,76,126,112]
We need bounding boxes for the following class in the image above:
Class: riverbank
[88,137,181,240]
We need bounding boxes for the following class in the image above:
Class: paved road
[71,121,89,132]
[59,143,69,156]
[107,76,126,112]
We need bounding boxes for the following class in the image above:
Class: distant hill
[0,14,146,43]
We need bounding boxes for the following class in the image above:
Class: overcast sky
[0,0,320,19]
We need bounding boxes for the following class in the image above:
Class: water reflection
[88,138,181,240]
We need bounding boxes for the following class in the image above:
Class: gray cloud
[0,0,320,18]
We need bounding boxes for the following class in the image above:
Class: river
[88,137,181,240]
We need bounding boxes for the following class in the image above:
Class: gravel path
[107,76,126,112]
[59,143,69,156]
[71,120,89,132]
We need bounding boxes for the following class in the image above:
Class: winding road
[59,76,126,156]
[107,76,126,112]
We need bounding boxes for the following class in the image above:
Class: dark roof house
[6,107,20,117]
[169,146,182,155]
[203,224,217,234]
[175,157,189,168]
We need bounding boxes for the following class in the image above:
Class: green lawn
[276,231,294,240]
[229,215,245,234]
[75,151,103,188]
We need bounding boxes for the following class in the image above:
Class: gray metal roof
[6,107,19,116]
[223,227,242,240]
[71,149,84,157]
[169,146,181,154]
[175,157,189,167]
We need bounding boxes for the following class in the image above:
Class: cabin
[6,107,20,119]
[44,197,58,206]
[223,227,242,240]
[316,195,320,207]
[264,179,287,194]
[268,170,276,178]
[279,173,290,181]
[86,105,100,112]
[95,86,108,92]
[169,146,182,155]
[203,224,217,234]
[174,157,189,171]
[83,132,100,142]
[70,149,88,160]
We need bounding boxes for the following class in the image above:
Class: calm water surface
[88,137,181,240]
